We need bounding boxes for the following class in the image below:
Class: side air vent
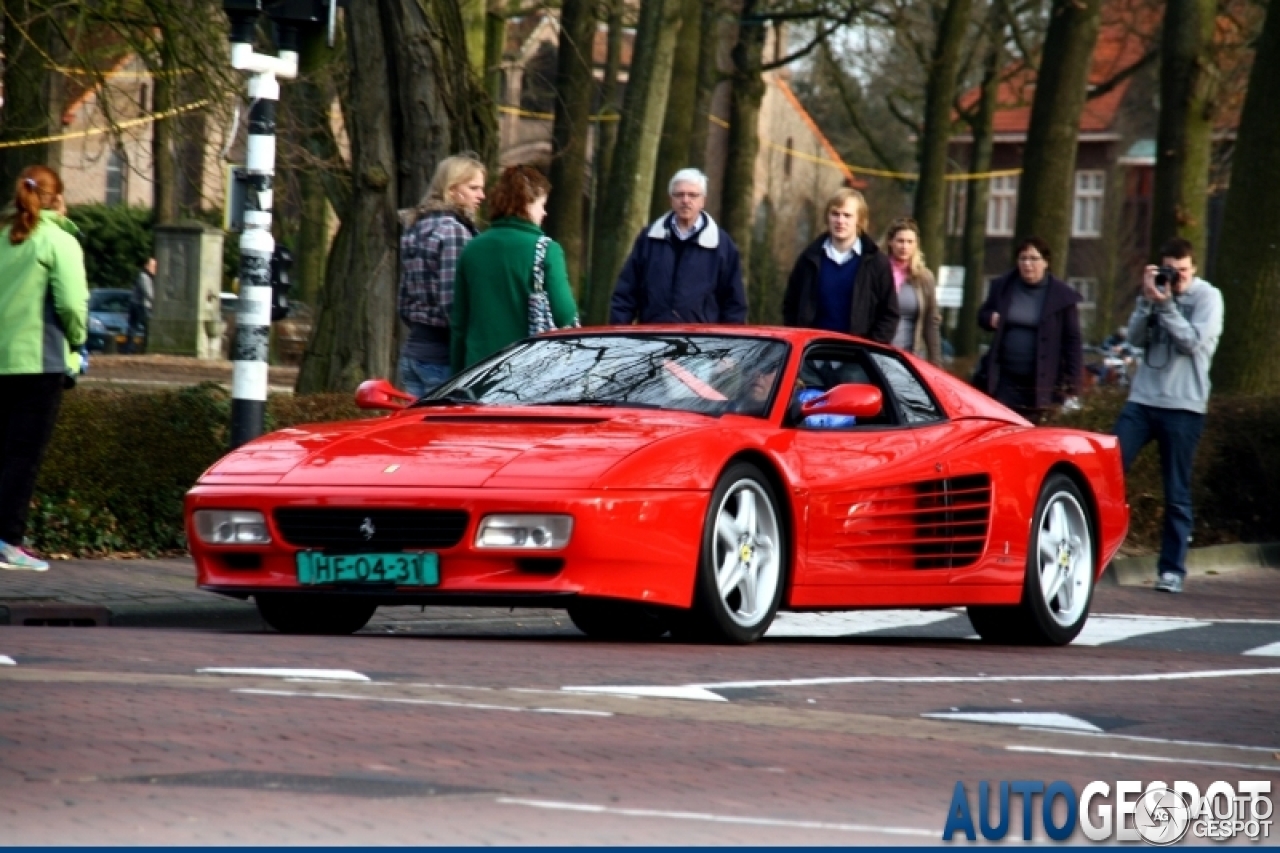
[911,474,992,569]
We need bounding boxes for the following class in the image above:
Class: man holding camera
[1113,238,1224,593]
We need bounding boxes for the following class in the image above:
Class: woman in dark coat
[976,236,1083,423]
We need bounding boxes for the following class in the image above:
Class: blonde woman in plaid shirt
[398,154,486,397]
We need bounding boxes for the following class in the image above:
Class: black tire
[682,462,787,644]
[256,593,378,635]
[567,601,671,641]
[968,473,1096,646]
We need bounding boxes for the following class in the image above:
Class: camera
[1154,266,1179,292]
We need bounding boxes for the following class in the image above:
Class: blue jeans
[1113,401,1205,577]
[398,356,451,399]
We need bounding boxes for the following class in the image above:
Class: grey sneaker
[0,541,49,572]
[1153,571,1184,593]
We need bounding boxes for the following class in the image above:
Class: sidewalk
[2,544,1276,629]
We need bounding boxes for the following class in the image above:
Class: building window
[986,175,1017,236]
[1073,170,1105,238]
[784,137,793,177]
[1069,277,1097,334]
[947,182,967,235]
[105,149,126,206]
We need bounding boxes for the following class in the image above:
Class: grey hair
[668,168,708,196]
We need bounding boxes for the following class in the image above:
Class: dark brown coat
[976,270,1083,409]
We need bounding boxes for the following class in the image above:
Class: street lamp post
[222,0,335,449]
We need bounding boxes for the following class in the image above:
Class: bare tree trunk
[1208,0,1280,394]
[546,0,597,293]
[381,0,496,209]
[584,0,625,314]
[0,2,59,191]
[1013,0,1103,271]
[649,0,703,219]
[719,3,766,286]
[685,0,721,171]
[1150,0,1216,261]
[584,0,684,325]
[956,28,1000,359]
[290,27,343,308]
[150,55,181,224]
[296,0,400,393]
[913,0,973,276]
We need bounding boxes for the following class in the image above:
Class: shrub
[1052,389,1280,550]
[68,204,155,291]
[31,385,371,556]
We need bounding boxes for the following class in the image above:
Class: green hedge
[31,384,372,556]
[1052,388,1280,549]
[26,384,1280,556]
[69,204,155,291]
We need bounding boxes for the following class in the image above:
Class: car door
[782,344,994,599]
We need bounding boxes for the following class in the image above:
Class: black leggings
[0,373,64,544]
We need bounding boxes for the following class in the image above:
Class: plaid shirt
[398,210,476,328]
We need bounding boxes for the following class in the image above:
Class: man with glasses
[610,168,748,325]
[1113,238,1224,594]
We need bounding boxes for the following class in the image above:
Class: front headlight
[475,514,572,549]
[89,316,106,333]
[194,510,271,544]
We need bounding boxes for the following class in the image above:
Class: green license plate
[296,551,439,586]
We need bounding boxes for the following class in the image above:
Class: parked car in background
[86,288,134,353]
[218,293,312,365]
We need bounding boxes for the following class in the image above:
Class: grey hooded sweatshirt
[1126,277,1224,414]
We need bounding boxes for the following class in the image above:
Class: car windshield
[89,291,131,313]
[425,334,790,418]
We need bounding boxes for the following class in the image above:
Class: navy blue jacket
[781,233,899,343]
[610,213,748,324]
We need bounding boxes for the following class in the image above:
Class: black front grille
[274,508,469,551]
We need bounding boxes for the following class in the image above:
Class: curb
[0,599,263,630]
[1105,542,1280,586]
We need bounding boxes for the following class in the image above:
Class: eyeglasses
[1017,255,1046,263]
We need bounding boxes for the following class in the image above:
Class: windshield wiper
[527,398,666,410]
[411,393,481,407]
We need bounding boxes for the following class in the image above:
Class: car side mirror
[355,378,416,411]
[800,383,883,420]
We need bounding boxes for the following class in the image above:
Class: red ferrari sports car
[186,327,1128,645]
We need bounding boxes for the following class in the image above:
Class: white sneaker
[0,541,49,572]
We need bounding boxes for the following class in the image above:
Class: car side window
[868,351,944,424]
[793,347,896,428]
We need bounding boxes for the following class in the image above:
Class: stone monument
[149,222,226,359]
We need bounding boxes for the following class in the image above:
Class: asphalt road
[2,570,1278,845]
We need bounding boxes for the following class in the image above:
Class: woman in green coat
[450,165,578,372]
[0,165,88,571]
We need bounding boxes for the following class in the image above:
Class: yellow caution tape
[0,99,211,150]
[500,103,1020,182]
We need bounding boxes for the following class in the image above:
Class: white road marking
[495,797,936,838]
[0,655,14,666]
[1016,727,1280,753]
[560,685,728,702]
[1243,641,1280,657]
[1099,613,1280,625]
[198,667,370,682]
[564,666,1280,702]
[683,667,1280,691]
[233,688,613,716]
[1006,745,1280,774]
[923,711,1102,732]
[766,610,958,637]
[1074,615,1211,645]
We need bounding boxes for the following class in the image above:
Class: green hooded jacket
[0,209,88,375]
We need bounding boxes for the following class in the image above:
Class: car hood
[91,310,129,330]
[199,406,713,488]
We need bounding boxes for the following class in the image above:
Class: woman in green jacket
[450,165,578,372]
[0,165,88,571]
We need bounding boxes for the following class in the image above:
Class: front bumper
[187,485,709,608]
